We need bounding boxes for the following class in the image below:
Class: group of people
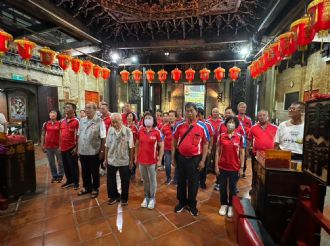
[41,100,305,217]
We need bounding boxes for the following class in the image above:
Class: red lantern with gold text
[269,41,282,67]
[0,29,13,57]
[214,67,225,82]
[71,58,82,74]
[101,67,111,80]
[290,16,315,51]
[57,54,71,70]
[157,69,168,84]
[120,69,130,84]
[82,60,94,75]
[38,47,56,66]
[132,69,142,84]
[229,66,241,81]
[276,32,297,59]
[185,68,195,83]
[171,68,182,83]
[308,0,330,37]
[93,65,102,79]
[146,69,155,84]
[199,68,210,83]
[14,38,36,61]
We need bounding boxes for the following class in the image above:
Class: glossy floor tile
[0,146,252,245]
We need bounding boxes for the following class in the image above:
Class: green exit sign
[11,74,25,81]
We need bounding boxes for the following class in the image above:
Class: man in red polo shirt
[100,102,111,134]
[122,103,138,125]
[248,110,277,183]
[60,103,80,189]
[156,109,163,129]
[237,102,252,178]
[172,102,210,216]
[175,108,184,124]
[197,108,214,190]
[41,110,63,183]
[207,107,222,174]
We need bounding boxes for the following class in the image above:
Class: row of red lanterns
[119,66,241,84]
[0,30,111,80]
[249,0,330,78]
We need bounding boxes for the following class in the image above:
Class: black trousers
[79,154,100,191]
[176,153,201,208]
[107,165,131,202]
[61,148,79,186]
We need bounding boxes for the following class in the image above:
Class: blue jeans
[219,169,239,206]
[46,148,64,178]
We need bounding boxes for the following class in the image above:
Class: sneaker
[141,198,149,208]
[174,203,185,213]
[172,180,177,185]
[147,198,155,209]
[219,205,228,216]
[242,173,247,179]
[165,178,171,185]
[214,184,220,191]
[108,197,120,205]
[61,182,74,189]
[51,178,57,183]
[121,200,128,206]
[188,206,199,216]
[227,206,233,218]
[73,184,80,190]
[56,176,63,183]
[90,190,99,199]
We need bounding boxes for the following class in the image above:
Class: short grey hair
[258,109,269,115]
[237,102,246,109]
[110,112,122,121]
[86,102,97,110]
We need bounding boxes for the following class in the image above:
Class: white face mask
[144,118,154,127]
[227,122,236,131]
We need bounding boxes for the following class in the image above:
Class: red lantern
[185,68,195,83]
[132,69,142,84]
[38,47,56,66]
[146,69,155,84]
[214,67,225,82]
[276,32,297,59]
[57,54,71,70]
[269,41,282,66]
[290,16,315,51]
[262,48,272,71]
[93,65,102,79]
[308,0,330,37]
[157,69,168,84]
[171,68,182,83]
[14,38,36,61]
[229,66,241,81]
[248,62,258,79]
[82,60,94,75]
[0,29,13,56]
[199,68,210,83]
[120,69,130,83]
[101,67,111,80]
[71,58,82,74]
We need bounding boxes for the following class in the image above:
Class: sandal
[78,189,90,196]
[91,190,99,199]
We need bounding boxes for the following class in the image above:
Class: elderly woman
[135,112,164,209]
[104,113,134,206]
[215,116,245,218]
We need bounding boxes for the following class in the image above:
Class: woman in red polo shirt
[215,116,245,218]
[135,112,164,209]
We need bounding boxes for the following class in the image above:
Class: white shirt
[0,113,7,133]
[275,120,304,154]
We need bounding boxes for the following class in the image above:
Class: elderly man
[104,113,134,206]
[275,102,305,161]
[248,110,277,184]
[77,103,106,199]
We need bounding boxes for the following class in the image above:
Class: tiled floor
[0,146,252,246]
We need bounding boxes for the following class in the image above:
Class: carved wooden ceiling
[54,0,265,42]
